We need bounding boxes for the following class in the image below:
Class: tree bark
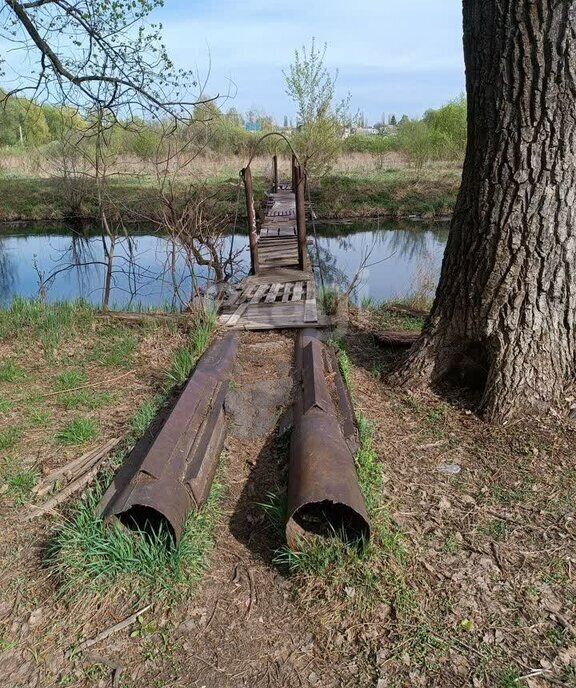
[393,1,576,422]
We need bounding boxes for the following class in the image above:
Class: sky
[158,0,465,125]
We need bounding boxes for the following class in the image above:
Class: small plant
[60,390,111,411]
[0,359,27,383]
[26,407,51,427]
[319,287,340,316]
[0,426,21,451]
[1,456,37,504]
[0,396,13,413]
[56,417,98,445]
[165,346,195,387]
[130,397,162,438]
[54,369,88,391]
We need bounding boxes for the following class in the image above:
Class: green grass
[55,417,99,445]
[0,359,27,383]
[0,396,14,413]
[318,287,340,316]
[54,370,89,391]
[89,327,138,368]
[45,475,224,601]
[1,456,37,504]
[164,313,215,388]
[60,390,112,411]
[0,426,21,451]
[0,298,94,355]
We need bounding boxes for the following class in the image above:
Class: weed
[259,491,287,536]
[164,317,214,389]
[498,668,523,687]
[443,535,461,554]
[481,518,508,541]
[55,417,99,445]
[338,349,352,388]
[319,287,340,316]
[91,330,138,368]
[26,407,51,427]
[0,359,27,383]
[165,346,195,388]
[129,397,163,438]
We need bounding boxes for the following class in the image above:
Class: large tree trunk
[394,1,576,422]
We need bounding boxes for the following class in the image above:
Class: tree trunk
[393,1,576,422]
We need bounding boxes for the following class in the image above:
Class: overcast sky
[158,0,465,125]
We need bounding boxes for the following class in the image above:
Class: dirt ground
[1,316,575,687]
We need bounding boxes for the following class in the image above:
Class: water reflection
[0,221,449,308]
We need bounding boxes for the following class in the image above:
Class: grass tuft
[0,426,21,451]
[46,465,224,601]
[1,456,38,504]
[55,417,99,445]
[0,359,27,383]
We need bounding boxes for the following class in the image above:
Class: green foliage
[55,417,99,445]
[0,359,27,383]
[284,38,350,176]
[46,475,224,600]
[396,96,467,169]
[0,426,21,451]
[1,456,37,504]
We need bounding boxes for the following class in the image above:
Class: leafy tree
[0,0,200,119]
[424,95,467,160]
[283,38,350,176]
[394,1,576,422]
[389,114,398,126]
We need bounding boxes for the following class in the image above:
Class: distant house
[354,127,379,136]
[245,122,262,132]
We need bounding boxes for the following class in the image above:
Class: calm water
[0,221,449,308]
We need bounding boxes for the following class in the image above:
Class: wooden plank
[225,301,250,327]
[250,284,269,304]
[292,281,304,301]
[282,283,293,302]
[264,282,282,304]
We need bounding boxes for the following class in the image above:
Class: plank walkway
[219,183,328,330]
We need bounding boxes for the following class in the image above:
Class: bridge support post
[273,155,279,193]
[291,153,297,192]
[295,163,309,272]
[241,166,259,275]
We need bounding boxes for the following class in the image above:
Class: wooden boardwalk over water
[219,165,329,331]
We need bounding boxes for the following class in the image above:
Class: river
[0,220,449,309]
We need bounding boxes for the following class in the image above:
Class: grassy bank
[0,299,223,684]
[0,154,461,224]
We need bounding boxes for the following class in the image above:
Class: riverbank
[0,164,461,224]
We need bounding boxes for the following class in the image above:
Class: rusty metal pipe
[286,329,369,548]
[98,334,239,542]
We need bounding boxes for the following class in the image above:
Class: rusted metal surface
[98,334,239,542]
[242,166,259,275]
[286,329,370,548]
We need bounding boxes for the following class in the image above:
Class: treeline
[343,96,467,167]
[0,90,466,168]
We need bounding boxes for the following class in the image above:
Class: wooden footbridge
[219,156,329,330]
